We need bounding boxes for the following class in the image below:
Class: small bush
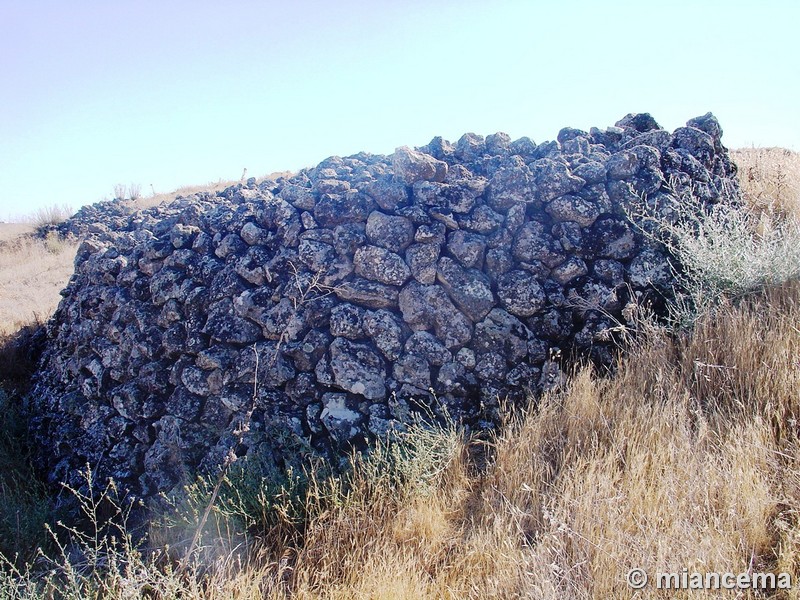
[28,204,72,228]
[113,184,126,201]
[128,183,141,200]
[631,179,800,326]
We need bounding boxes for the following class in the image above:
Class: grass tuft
[27,204,73,229]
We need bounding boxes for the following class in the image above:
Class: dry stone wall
[28,113,739,502]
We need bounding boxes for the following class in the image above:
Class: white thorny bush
[632,175,800,328]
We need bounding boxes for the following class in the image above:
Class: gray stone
[203,298,262,344]
[628,247,673,290]
[616,112,661,133]
[487,157,536,211]
[320,393,362,444]
[589,218,637,260]
[238,342,296,388]
[281,184,316,211]
[234,246,272,286]
[363,310,405,361]
[392,146,448,185]
[458,204,504,235]
[300,211,318,230]
[354,245,411,287]
[329,337,386,400]
[285,329,330,372]
[214,234,247,259]
[455,347,476,370]
[404,332,451,366]
[365,211,414,252]
[414,222,446,244]
[334,278,399,309]
[406,243,440,285]
[314,192,374,228]
[364,176,410,211]
[329,303,366,339]
[512,221,566,268]
[686,112,722,141]
[436,257,494,322]
[333,223,367,257]
[545,194,601,227]
[240,222,268,246]
[672,126,715,167]
[398,282,472,348]
[436,361,467,394]
[298,239,336,273]
[455,132,485,162]
[606,151,639,180]
[393,354,431,389]
[532,158,585,202]
[571,280,623,313]
[497,270,546,317]
[592,259,625,286]
[473,309,530,363]
[446,230,486,268]
[170,224,200,249]
[486,132,511,154]
[572,160,607,184]
[509,136,537,158]
[475,353,507,382]
[485,248,513,280]
[551,257,588,285]
[149,268,186,306]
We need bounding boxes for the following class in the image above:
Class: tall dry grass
[733,147,800,222]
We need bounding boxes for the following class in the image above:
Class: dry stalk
[178,344,260,574]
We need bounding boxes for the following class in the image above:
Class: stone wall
[27,112,739,502]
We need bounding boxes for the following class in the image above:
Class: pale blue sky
[1,0,798,220]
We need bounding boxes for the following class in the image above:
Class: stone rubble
[27,112,739,503]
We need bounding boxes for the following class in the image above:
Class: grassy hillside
[1,149,799,598]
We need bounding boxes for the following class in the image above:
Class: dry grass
[0,231,77,336]
[29,203,74,228]
[733,147,800,222]
[0,223,35,243]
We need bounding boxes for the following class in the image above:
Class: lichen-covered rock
[497,270,546,317]
[365,211,414,252]
[392,146,448,185]
[435,257,494,322]
[28,113,741,508]
[354,246,411,287]
[328,337,386,400]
